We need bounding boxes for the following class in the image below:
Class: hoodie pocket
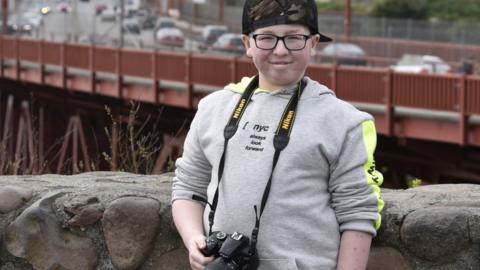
[259,258,298,270]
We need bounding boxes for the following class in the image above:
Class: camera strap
[192,75,306,255]
[204,75,258,235]
[249,77,304,256]
[194,75,305,255]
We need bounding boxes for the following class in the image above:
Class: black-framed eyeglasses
[252,34,312,51]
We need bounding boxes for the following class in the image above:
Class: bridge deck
[1,36,480,147]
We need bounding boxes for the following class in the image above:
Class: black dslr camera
[202,231,259,270]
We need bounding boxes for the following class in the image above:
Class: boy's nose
[273,40,289,55]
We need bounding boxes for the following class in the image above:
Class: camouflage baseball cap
[242,0,332,42]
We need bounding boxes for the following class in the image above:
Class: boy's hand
[188,235,214,270]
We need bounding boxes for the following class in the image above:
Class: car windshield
[159,21,175,28]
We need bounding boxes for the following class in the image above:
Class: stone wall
[0,172,479,270]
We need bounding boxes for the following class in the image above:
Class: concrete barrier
[0,172,479,269]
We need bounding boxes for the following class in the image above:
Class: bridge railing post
[186,52,193,109]
[39,39,45,84]
[459,75,468,146]
[116,47,123,99]
[61,41,67,89]
[15,36,19,80]
[89,43,96,94]
[152,50,159,104]
[385,68,394,136]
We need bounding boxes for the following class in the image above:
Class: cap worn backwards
[242,0,332,42]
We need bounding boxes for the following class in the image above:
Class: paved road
[12,0,240,55]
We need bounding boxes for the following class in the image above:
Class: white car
[391,54,451,74]
[100,8,118,22]
[156,27,184,47]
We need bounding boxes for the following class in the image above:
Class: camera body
[203,231,259,270]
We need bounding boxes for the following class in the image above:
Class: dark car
[0,21,16,35]
[123,20,141,35]
[211,33,244,55]
[198,25,228,51]
[142,16,157,29]
[320,42,367,66]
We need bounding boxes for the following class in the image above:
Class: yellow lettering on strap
[281,111,294,130]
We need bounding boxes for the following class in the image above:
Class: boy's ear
[310,34,320,57]
[242,35,253,58]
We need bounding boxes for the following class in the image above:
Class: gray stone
[64,196,104,227]
[5,191,98,270]
[63,196,100,214]
[152,247,190,270]
[0,185,33,214]
[400,207,470,263]
[67,203,104,226]
[1,173,480,269]
[468,213,480,244]
[367,246,412,270]
[103,196,161,270]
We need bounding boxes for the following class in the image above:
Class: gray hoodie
[172,76,384,270]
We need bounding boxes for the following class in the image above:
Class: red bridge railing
[1,36,479,146]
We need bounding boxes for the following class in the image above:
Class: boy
[171,0,384,269]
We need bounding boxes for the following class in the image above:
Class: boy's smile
[242,24,319,92]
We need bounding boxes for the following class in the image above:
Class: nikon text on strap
[193,75,306,256]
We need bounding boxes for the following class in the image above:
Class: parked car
[211,33,244,55]
[123,19,141,35]
[142,16,157,30]
[0,21,16,35]
[391,54,451,74]
[127,9,148,22]
[320,42,367,66]
[22,11,43,29]
[156,27,184,48]
[100,8,118,21]
[198,25,228,51]
[10,16,35,34]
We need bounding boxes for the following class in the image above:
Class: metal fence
[188,4,480,46]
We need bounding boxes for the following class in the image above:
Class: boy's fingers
[190,248,213,269]
[188,235,213,269]
[194,235,207,249]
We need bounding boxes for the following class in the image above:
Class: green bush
[370,0,480,22]
[371,0,429,19]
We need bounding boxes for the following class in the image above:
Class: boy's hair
[242,0,332,42]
